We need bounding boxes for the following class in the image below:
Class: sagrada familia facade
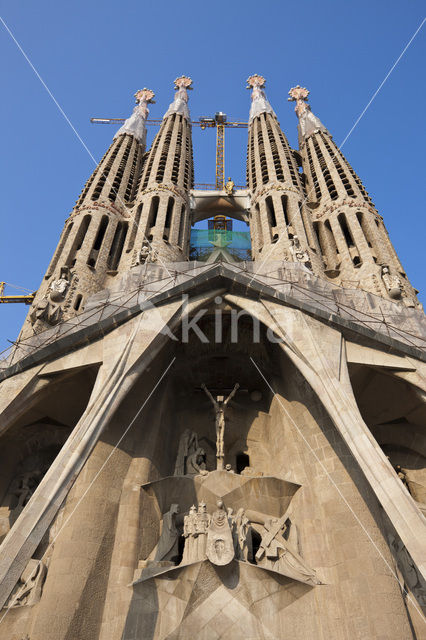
[0,75,425,640]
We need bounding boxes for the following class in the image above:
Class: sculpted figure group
[150,495,319,585]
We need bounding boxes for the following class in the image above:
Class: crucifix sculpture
[201,383,239,470]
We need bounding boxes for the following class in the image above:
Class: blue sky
[0,1,425,354]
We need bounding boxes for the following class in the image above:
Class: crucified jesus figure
[201,383,239,469]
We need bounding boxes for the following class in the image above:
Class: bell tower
[19,87,155,339]
[246,75,323,273]
[289,85,420,306]
[126,76,195,266]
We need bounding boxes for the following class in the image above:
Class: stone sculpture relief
[201,383,239,469]
[30,267,72,327]
[138,491,319,586]
[381,266,402,299]
[173,429,199,476]
[206,500,234,566]
[152,503,180,563]
[4,559,46,609]
[135,242,158,266]
[290,235,311,269]
[182,502,210,564]
[256,515,317,584]
[185,447,208,476]
[137,395,320,588]
[48,267,70,302]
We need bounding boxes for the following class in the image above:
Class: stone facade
[0,77,425,640]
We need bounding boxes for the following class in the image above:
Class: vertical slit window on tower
[73,294,83,311]
[313,221,323,256]
[65,215,91,267]
[108,221,128,270]
[338,212,361,265]
[265,196,277,229]
[338,213,354,247]
[281,195,289,226]
[87,215,109,267]
[149,196,160,229]
[255,204,263,250]
[298,201,314,249]
[126,203,143,252]
[178,205,186,248]
[165,198,174,230]
[324,220,339,254]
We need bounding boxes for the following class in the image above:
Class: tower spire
[246,75,323,271]
[288,85,327,141]
[114,88,155,147]
[247,74,276,123]
[290,85,420,306]
[163,75,193,121]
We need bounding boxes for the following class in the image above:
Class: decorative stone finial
[173,75,193,90]
[163,76,193,121]
[246,74,275,123]
[246,74,266,90]
[114,87,155,146]
[288,85,310,117]
[288,85,327,140]
[135,88,156,105]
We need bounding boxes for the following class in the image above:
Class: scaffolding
[1,261,424,375]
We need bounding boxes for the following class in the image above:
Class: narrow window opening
[108,221,128,270]
[87,215,109,268]
[93,216,109,251]
[338,213,354,248]
[149,196,160,228]
[265,196,277,228]
[178,205,186,248]
[165,197,174,230]
[73,294,83,311]
[126,204,143,252]
[236,453,250,474]
[281,195,289,226]
[65,215,91,267]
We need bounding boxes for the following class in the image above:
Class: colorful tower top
[114,88,155,146]
[247,74,276,123]
[163,75,193,121]
[288,85,327,140]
